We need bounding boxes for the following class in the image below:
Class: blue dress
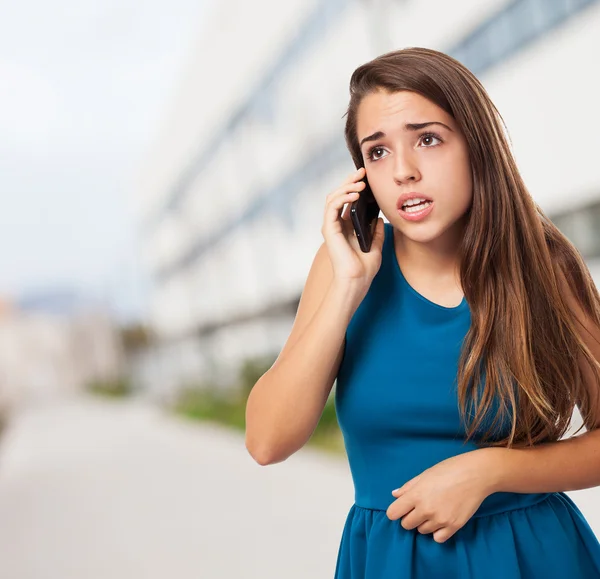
[333,221,600,578]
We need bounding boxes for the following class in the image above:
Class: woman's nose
[393,151,421,184]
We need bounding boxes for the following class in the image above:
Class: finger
[386,496,414,521]
[342,166,366,185]
[326,191,359,219]
[326,187,361,208]
[399,510,425,531]
[417,520,444,535]
[392,474,420,497]
[339,190,366,221]
[433,527,455,544]
[326,180,366,206]
[391,485,404,497]
[327,186,365,222]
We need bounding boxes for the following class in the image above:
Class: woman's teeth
[403,201,432,213]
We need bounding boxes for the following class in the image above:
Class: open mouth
[401,200,433,213]
[398,200,434,221]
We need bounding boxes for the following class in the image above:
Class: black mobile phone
[350,176,380,252]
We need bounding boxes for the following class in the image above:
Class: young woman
[245,47,600,578]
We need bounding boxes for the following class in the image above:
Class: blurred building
[132,0,600,398]
[0,291,125,413]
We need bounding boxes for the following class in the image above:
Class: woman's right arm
[244,244,366,465]
[245,166,385,465]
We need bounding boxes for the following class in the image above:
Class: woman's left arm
[487,268,600,495]
[484,428,600,494]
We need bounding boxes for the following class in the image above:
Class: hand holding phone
[322,167,384,286]
[350,176,381,252]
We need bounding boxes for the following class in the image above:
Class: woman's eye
[367,134,441,161]
[420,133,442,147]
[369,147,386,161]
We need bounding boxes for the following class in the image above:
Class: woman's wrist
[477,447,509,495]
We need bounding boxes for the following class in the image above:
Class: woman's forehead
[357,91,454,139]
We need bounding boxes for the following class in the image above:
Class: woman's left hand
[386,448,500,543]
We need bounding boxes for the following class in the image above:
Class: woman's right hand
[321,166,385,287]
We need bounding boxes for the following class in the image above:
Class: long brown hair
[343,47,600,448]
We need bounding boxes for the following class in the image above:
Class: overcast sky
[0,0,211,322]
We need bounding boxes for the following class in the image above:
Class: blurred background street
[3,0,600,576]
[0,394,353,578]
[0,394,598,578]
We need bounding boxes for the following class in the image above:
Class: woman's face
[356,89,473,247]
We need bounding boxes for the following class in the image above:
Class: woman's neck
[392,224,464,293]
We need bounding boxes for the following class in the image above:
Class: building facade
[132,0,600,398]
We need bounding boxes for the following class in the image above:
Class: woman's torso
[334,221,550,515]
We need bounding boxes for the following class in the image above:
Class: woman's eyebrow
[359,121,454,148]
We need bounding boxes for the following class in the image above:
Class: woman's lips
[396,192,433,211]
[398,200,434,221]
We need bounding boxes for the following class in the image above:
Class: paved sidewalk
[0,395,599,579]
[0,394,354,579]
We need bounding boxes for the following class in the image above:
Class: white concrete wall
[134,0,600,381]
[480,1,600,214]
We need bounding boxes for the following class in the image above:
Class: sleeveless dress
[333,221,600,578]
